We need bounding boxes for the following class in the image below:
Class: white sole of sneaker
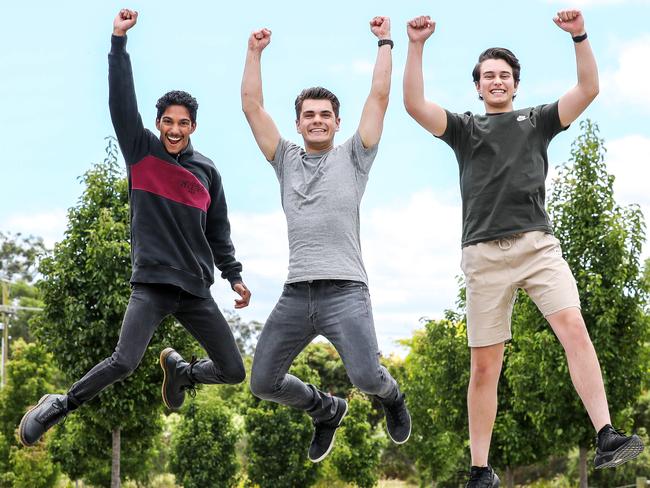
[595,435,644,469]
[388,409,412,445]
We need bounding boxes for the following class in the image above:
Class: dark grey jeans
[250,280,398,422]
[67,283,245,406]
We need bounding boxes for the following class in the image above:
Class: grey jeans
[67,283,245,406]
[250,280,398,422]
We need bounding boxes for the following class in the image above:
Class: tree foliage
[170,399,240,488]
[0,232,46,284]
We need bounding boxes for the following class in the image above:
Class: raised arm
[554,10,599,127]
[109,9,147,163]
[403,16,447,137]
[357,16,392,148]
[241,29,281,162]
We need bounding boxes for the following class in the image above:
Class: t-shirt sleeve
[536,101,568,142]
[349,131,379,175]
[437,110,469,151]
[270,137,296,180]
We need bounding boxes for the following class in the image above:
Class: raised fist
[248,28,272,52]
[113,9,138,36]
[370,16,391,40]
[407,16,436,43]
[553,9,585,36]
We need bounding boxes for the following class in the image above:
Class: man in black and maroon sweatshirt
[18,8,251,447]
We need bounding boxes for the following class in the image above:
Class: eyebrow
[482,70,512,75]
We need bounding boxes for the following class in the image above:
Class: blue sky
[2,0,649,354]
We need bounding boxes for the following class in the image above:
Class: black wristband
[378,39,394,49]
[572,32,588,43]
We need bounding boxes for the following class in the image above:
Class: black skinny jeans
[67,283,245,405]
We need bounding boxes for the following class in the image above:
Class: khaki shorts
[461,231,581,347]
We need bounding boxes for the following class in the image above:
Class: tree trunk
[505,466,515,488]
[111,427,121,488]
[579,445,588,488]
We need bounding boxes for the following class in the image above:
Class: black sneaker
[594,424,644,469]
[381,392,411,444]
[466,465,500,487]
[18,394,70,447]
[308,397,348,463]
[160,348,197,411]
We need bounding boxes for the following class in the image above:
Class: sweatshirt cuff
[110,34,127,53]
[227,274,243,290]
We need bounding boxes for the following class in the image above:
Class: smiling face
[296,99,340,153]
[475,58,519,113]
[155,105,196,155]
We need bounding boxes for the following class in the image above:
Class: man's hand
[113,9,138,37]
[233,282,251,309]
[248,29,272,53]
[407,16,436,44]
[370,16,391,40]
[553,9,585,36]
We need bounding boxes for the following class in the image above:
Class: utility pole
[0,282,43,388]
[1,281,8,388]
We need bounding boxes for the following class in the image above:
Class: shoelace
[468,468,493,487]
[40,399,68,426]
[387,394,409,423]
[182,356,199,399]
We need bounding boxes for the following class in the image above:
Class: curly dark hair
[155,90,199,123]
[294,87,340,119]
[472,47,521,84]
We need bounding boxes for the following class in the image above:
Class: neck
[484,101,514,114]
[304,140,334,154]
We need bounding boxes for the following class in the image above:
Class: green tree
[170,399,240,488]
[0,338,59,488]
[507,120,649,487]
[245,361,322,488]
[0,232,46,284]
[31,138,195,487]
[402,312,469,486]
[330,390,387,488]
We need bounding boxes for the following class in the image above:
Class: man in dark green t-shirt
[403,9,644,488]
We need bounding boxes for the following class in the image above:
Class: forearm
[241,50,265,113]
[573,38,599,98]
[369,44,392,103]
[403,42,426,113]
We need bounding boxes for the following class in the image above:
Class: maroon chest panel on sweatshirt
[131,155,211,212]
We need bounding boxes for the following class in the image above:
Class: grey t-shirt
[438,101,567,247]
[271,131,378,284]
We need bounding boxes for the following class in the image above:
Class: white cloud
[605,134,650,258]
[601,35,650,111]
[1,209,68,248]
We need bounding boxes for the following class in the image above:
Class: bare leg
[468,342,505,466]
[546,307,611,431]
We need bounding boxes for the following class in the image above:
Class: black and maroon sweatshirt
[109,35,242,298]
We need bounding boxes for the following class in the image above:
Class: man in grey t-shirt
[241,17,411,462]
[403,10,643,488]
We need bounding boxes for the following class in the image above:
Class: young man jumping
[241,17,411,462]
[19,8,250,446]
[403,9,644,487]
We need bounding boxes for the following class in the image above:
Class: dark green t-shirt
[438,101,567,247]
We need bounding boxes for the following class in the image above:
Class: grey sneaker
[18,394,69,447]
[594,424,644,469]
[160,348,197,411]
[466,465,500,487]
[381,392,411,444]
[308,397,348,463]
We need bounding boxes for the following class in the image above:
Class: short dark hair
[156,90,199,123]
[294,87,340,119]
[472,48,521,84]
